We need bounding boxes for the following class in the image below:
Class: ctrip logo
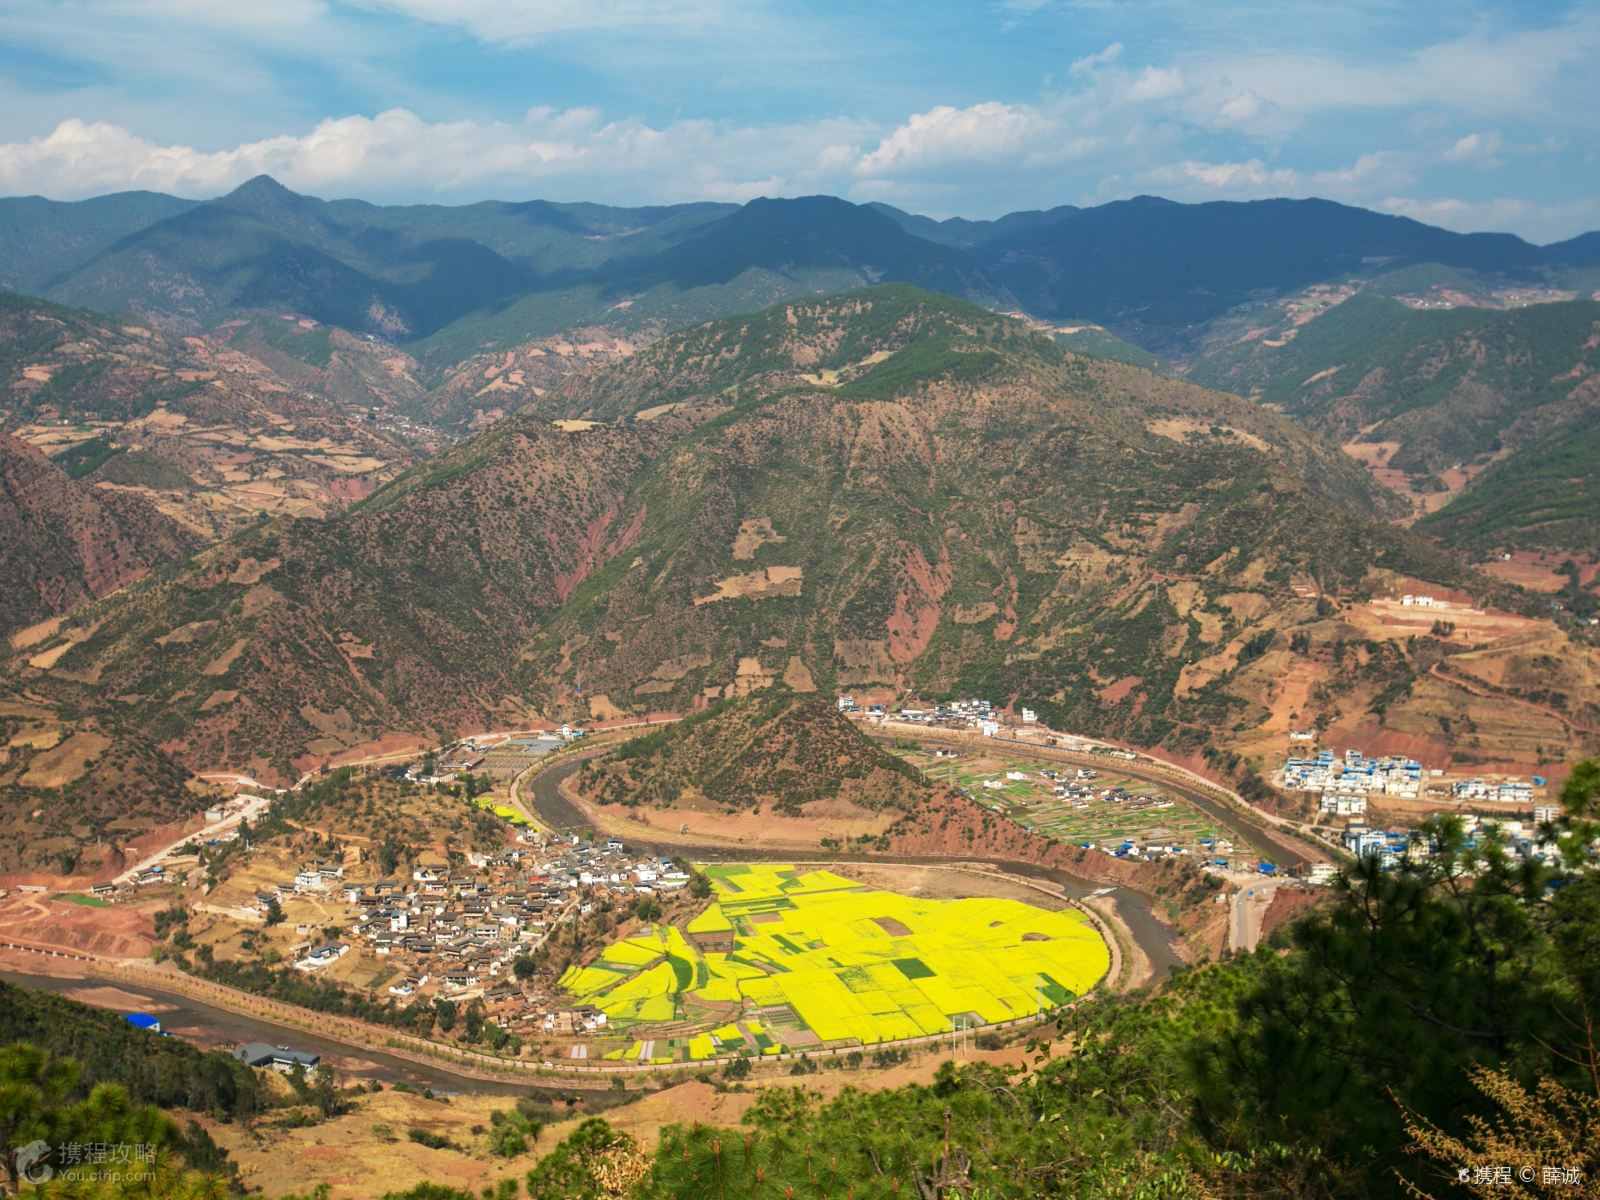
[14,1140,54,1185]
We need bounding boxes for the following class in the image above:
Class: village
[248,829,696,1042]
[54,693,1574,1075]
[1279,746,1544,816]
[1275,736,1560,874]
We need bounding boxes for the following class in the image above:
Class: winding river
[526,756,1186,977]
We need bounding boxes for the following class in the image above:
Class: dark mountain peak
[213,175,318,221]
[728,193,893,231]
[588,195,999,300]
[1543,229,1600,265]
[223,174,294,201]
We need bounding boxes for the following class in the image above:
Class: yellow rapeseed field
[563,864,1109,1060]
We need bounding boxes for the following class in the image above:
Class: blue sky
[0,0,1595,239]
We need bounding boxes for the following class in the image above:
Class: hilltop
[574,692,936,816]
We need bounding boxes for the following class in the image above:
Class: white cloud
[1069,41,1123,74]
[1378,195,1600,242]
[1213,90,1276,130]
[1126,66,1184,103]
[0,109,872,204]
[1442,131,1504,168]
[1131,149,1417,204]
[855,102,1058,175]
[1189,12,1600,123]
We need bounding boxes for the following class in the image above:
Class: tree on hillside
[433,998,457,1034]
[0,1044,227,1196]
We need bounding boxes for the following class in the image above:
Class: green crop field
[560,864,1109,1063]
[899,748,1239,854]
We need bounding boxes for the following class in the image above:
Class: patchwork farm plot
[560,865,1108,1064]
[468,792,536,829]
[895,747,1234,854]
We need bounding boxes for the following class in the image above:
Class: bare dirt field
[203,1087,535,1199]
[1480,551,1598,593]
[1348,598,1541,648]
[0,891,158,959]
[1339,440,1457,521]
[558,775,894,849]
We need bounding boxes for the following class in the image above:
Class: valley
[2,169,1600,1200]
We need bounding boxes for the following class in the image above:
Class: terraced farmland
[559,864,1108,1064]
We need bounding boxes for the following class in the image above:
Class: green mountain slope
[1187,288,1600,552]
[0,189,199,294]
[1420,420,1600,554]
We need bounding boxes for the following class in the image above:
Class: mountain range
[7,178,1597,374]
[1186,275,1600,554]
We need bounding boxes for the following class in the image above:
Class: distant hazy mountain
[969,196,1565,348]
[0,189,198,294]
[866,201,1081,248]
[7,179,1592,372]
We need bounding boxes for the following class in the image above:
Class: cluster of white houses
[1450,777,1541,804]
[884,698,1003,737]
[1283,746,1549,819]
[260,837,689,1022]
[1280,749,1426,814]
[1342,810,1567,868]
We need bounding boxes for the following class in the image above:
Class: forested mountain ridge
[9,179,1594,380]
[1187,285,1600,554]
